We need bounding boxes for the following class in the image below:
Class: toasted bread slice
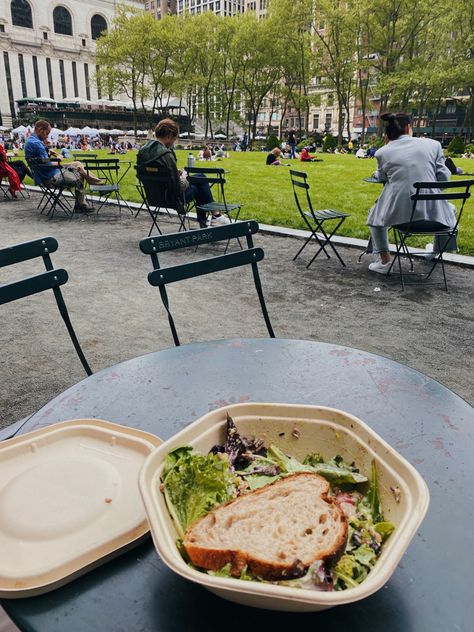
[183,472,347,580]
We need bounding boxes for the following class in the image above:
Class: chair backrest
[186,166,227,203]
[409,180,473,231]
[139,220,275,346]
[289,169,315,218]
[26,157,62,186]
[73,153,97,160]
[135,164,183,211]
[0,236,92,375]
[80,158,120,182]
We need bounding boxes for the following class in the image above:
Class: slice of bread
[183,472,347,581]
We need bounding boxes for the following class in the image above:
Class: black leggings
[10,160,32,182]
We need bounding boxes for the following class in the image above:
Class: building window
[325,113,332,129]
[446,102,456,114]
[84,63,91,101]
[18,53,27,97]
[82,38,86,46]
[0,24,5,33]
[59,59,67,98]
[3,52,16,118]
[32,55,40,96]
[43,31,48,40]
[312,114,319,129]
[91,14,107,40]
[10,0,33,29]
[53,6,73,36]
[96,64,101,99]
[72,61,78,97]
[46,57,54,99]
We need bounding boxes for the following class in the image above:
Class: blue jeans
[184,175,214,226]
[289,143,297,159]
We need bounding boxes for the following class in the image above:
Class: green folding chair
[0,236,92,375]
[388,179,473,291]
[290,169,349,267]
[139,220,275,346]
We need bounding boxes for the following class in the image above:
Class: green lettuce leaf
[162,446,236,537]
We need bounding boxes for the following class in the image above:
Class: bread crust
[183,472,348,581]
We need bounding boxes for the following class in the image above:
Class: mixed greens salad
[162,415,395,591]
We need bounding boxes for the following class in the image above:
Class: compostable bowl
[139,403,429,612]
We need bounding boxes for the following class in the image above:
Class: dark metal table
[1,338,473,632]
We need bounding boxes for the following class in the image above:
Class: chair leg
[52,287,92,375]
[315,218,347,267]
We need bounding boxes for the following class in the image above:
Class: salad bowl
[139,403,429,612]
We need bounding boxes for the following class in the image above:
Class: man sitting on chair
[24,120,102,213]
[137,119,229,228]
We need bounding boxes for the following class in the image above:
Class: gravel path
[1,193,472,428]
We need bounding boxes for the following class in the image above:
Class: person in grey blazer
[367,112,455,274]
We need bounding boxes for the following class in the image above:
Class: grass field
[22,150,474,255]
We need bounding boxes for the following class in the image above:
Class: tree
[268,0,317,133]
[313,0,358,144]
[236,14,284,144]
[95,8,151,134]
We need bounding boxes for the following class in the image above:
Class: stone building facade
[0,0,144,127]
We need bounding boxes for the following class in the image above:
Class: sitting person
[355,147,367,158]
[266,147,288,166]
[202,146,212,161]
[0,143,22,197]
[59,145,71,159]
[137,118,229,228]
[367,112,456,274]
[299,147,318,162]
[24,120,102,213]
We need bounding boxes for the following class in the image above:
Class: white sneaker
[207,214,231,226]
[368,260,392,275]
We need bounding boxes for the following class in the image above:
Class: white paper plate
[0,418,162,598]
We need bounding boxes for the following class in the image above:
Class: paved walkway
[1,192,473,429]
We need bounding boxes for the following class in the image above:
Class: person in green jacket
[137,119,229,228]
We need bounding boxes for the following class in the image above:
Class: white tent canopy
[11,125,29,134]
[80,126,99,135]
[64,127,82,136]
[48,128,64,140]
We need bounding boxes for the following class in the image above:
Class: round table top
[2,338,473,632]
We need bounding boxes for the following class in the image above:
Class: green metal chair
[186,166,242,224]
[81,157,132,215]
[135,164,187,235]
[388,179,473,291]
[0,236,92,375]
[139,220,275,346]
[290,169,349,267]
[27,158,75,218]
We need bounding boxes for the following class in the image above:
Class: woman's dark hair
[380,112,412,140]
[155,118,179,139]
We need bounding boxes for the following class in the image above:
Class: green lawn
[23,150,474,255]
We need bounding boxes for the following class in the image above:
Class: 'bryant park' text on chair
[290,169,350,267]
[139,220,275,346]
[0,236,92,375]
[387,179,473,291]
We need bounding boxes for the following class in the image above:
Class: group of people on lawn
[1,114,458,270]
